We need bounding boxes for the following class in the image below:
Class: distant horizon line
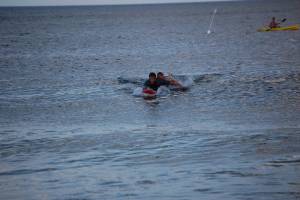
[0,0,244,8]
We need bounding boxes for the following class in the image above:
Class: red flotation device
[143,89,156,95]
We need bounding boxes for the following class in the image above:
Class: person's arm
[170,79,183,87]
[166,75,183,87]
[143,80,149,89]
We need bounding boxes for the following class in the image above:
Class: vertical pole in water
[207,8,217,34]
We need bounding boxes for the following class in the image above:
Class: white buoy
[207,8,217,34]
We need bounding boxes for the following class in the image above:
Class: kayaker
[157,72,183,88]
[144,72,160,92]
[269,17,280,28]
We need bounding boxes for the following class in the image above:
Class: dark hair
[157,72,164,76]
[149,72,156,78]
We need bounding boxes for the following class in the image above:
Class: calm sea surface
[0,0,300,199]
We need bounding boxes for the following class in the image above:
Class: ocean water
[0,0,300,199]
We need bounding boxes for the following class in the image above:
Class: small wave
[263,78,286,83]
[258,73,300,84]
[269,158,300,164]
[0,93,44,101]
[136,180,156,185]
[192,73,223,83]
[0,167,57,176]
[194,188,212,192]
[209,170,264,177]
[99,180,125,186]
[117,77,145,85]
[265,154,300,166]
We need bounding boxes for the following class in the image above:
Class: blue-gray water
[1,0,300,199]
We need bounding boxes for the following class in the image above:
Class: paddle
[279,18,287,25]
[207,8,217,34]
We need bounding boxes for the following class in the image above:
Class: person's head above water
[272,17,275,21]
[157,72,164,79]
[148,72,156,83]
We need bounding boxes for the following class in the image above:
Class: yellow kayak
[257,24,300,32]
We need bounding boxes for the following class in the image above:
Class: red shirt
[269,21,279,28]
